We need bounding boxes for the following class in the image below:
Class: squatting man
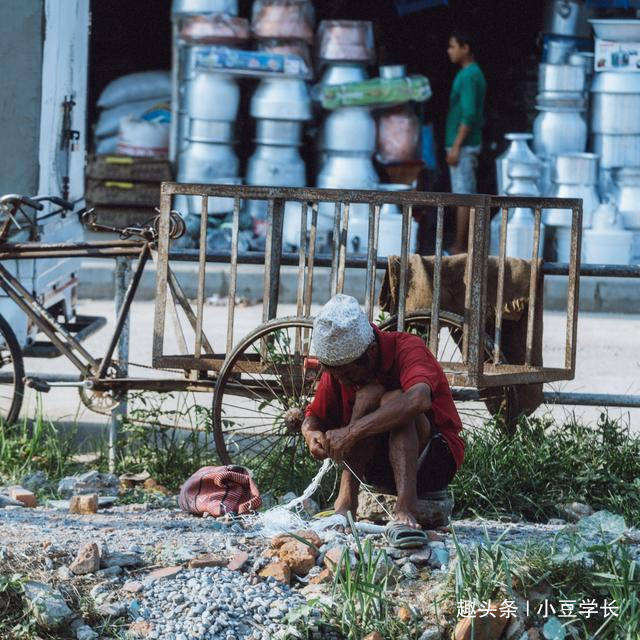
[301,294,465,530]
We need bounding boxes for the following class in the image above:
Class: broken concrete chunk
[558,502,593,523]
[143,565,182,585]
[23,581,74,630]
[69,494,98,515]
[100,551,144,569]
[96,600,128,618]
[70,542,101,575]
[58,471,119,497]
[277,540,318,575]
[9,486,37,508]
[187,553,227,569]
[227,551,249,571]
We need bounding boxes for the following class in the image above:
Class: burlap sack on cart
[379,253,544,415]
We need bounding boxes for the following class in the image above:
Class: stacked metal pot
[588,18,640,262]
[247,0,315,243]
[315,20,378,254]
[171,0,248,244]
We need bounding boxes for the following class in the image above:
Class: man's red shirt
[305,325,465,470]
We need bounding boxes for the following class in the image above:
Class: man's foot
[393,508,421,530]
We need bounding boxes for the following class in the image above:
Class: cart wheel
[0,313,25,427]
[212,316,328,499]
[378,311,519,434]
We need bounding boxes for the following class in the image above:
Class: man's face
[322,343,376,387]
[447,37,468,64]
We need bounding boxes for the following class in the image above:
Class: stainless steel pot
[614,167,640,229]
[380,65,406,79]
[543,0,591,38]
[495,133,541,195]
[544,182,599,227]
[543,37,576,64]
[319,63,368,86]
[317,152,378,189]
[533,105,588,158]
[178,140,240,182]
[182,176,243,215]
[319,107,376,153]
[254,119,303,146]
[538,63,586,93]
[186,72,240,121]
[553,152,599,185]
[189,119,235,143]
[172,0,238,15]
[590,133,640,169]
[569,51,594,81]
[246,144,306,187]
[590,73,640,135]
[250,78,312,121]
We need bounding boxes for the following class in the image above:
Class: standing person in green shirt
[445,29,486,254]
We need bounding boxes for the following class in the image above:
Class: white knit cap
[311,294,375,366]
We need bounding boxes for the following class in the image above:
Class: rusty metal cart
[150,183,583,493]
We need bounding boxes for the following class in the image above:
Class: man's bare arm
[348,383,431,443]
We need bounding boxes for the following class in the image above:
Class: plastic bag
[117,116,170,158]
[95,135,118,155]
[377,104,421,164]
[180,14,250,45]
[317,20,375,63]
[252,0,315,43]
[97,71,171,109]
[95,98,170,138]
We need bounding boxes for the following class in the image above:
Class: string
[342,459,395,521]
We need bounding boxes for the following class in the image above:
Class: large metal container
[614,167,640,229]
[543,36,577,64]
[250,78,312,121]
[181,176,243,214]
[246,144,306,187]
[589,18,640,42]
[317,152,379,189]
[544,182,599,228]
[320,62,368,86]
[590,73,640,135]
[533,103,588,158]
[568,51,594,83]
[553,152,598,185]
[590,133,640,169]
[189,119,235,143]
[172,0,238,15]
[538,63,586,93]
[178,140,240,182]
[254,119,303,146]
[319,107,376,153]
[495,133,541,195]
[543,0,591,38]
[186,72,240,121]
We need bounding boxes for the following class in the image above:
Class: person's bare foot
[393,508,421,530]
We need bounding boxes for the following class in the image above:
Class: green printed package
[314,75,432,109]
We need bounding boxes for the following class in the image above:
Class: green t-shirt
[445,62,486,148]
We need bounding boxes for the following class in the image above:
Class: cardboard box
[595,38,640,72]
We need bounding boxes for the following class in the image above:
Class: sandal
[385,522,428,549]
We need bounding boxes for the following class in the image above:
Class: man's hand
[324,427,354,462]
[446,145,461,166]
[304,430,327,460]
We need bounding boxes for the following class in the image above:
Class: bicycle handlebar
[33,196,74,211]
[0,194,44,211]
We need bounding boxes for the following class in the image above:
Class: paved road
[19,301,640,433]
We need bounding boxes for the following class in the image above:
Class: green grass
[442,524,640,639]
[451,412,640,525]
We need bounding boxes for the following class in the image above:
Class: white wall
[37,0,89,202]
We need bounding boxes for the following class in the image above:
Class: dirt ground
[20,301,640,433]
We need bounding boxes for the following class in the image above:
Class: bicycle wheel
[0,313,25,426]
[378,311,519,433]
[212,317,327,498]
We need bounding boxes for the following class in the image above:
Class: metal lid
[504,133,533,141]
[536,91,587,110]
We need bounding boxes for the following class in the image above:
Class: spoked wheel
[378,310,519,434]
[212,317,327,498]
[0,314,25,427]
